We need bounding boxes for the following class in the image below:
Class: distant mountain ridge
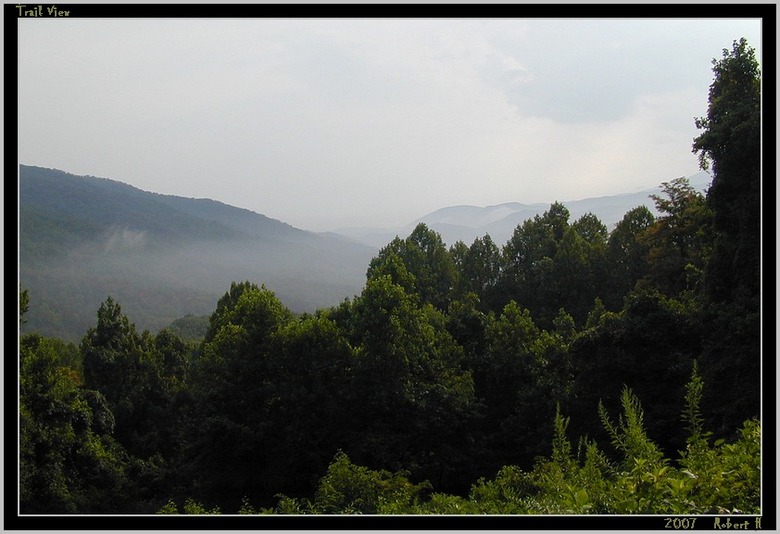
[337,171,712,248]
[19,165,377,341]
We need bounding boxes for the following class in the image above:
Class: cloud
[17,17,763,231]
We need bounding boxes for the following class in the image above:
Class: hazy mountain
[18,165,377,341]
[336,171,712,248]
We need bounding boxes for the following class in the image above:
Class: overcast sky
[18,16,762,232]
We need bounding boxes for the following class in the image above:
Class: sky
[17,15,763,232]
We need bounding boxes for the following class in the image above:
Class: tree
[20,332,130,513]
[639,177,712,297]
[365,244,417,295]
[343,275,477,491]
[77,297,197,513]
[553,227,596,324]
[570,213,610,316]
[692,38,761,305]
[605,206,655,309]
[80,297,142,416]
[182,284,294,508]
[446,292,490,380]
[451,235,501,307]
[260,313,355,498]
[691,38,761,435]
[367,224,457,310]
[153,329,189,385]
[571,212,608,245]
[204,281,265,342]
[482,301,541,425]
[478,301,569,469]
[498,202,571,327]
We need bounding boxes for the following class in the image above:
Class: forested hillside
[19,165,377,341]
[16,39,766,521]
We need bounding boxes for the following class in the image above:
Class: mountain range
[19,165,377,341]
[335,171,712,248]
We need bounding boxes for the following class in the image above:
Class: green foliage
[572,212,608,244]
[251,373,760,516]
[260,313,356,495]
[604,206,655,309]
[569,290,702,458]
[689,38,761,444]
[698,296,760,436]
[206,282,294,345]
[155,498,221,515]
[552,308,576,341]
[477,301,572,469]
[181,284,297,503]
[342,275,479,489]
[496,203,612,327]
[693,38,760,305]
[681,361,707,443]
[584,297,608,330]
[20,333,131,513]
[80,297,187,462]
[445,292,489,365]
[153,329,189,386]
[514,381,759,515]
[481,301,541,426]
[597,388,665,470]
[412,492,480,514]
[551,405,574,471]
[678,418,761,514]
[640,177,713,297]
[367,223,457,310]
[259,452,431,514]
[205,281,280,342]
[554,218,608,323]
[366,247,417,295]
[498,203,569,327]
[451,234,501,306]
[156,499,179,514]
[309,451,431,514]
[693,38,761,173]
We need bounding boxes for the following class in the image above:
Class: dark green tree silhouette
[693,38,761,305]
[692,38,762,436]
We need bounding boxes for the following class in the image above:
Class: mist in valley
[21,219,377,342]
